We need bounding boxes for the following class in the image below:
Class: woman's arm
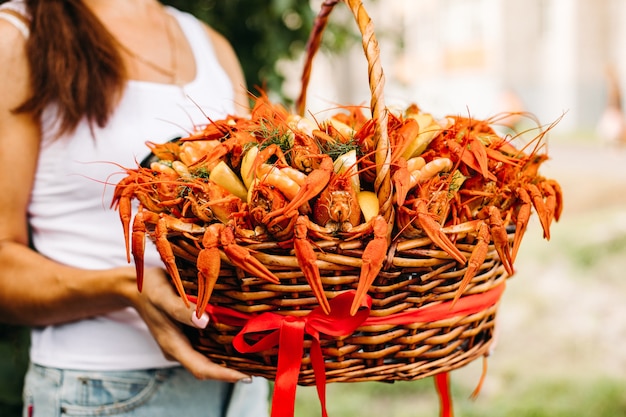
[0,18,129,326]
[0,20,249,382]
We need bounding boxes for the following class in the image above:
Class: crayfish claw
[293,216,331,315]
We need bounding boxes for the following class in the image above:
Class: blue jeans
[22,364,269,417]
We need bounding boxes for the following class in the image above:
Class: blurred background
[2,0,625,416]
[293,0,626,143]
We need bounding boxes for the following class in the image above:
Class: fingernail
[238,376,253,384]
[191,312,210,329]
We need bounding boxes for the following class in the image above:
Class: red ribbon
[231,291,372,417]
[193,283,505,417]
[435,372,453,417]
[363,282,505,327]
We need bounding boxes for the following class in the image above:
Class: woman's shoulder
[0,6,30,111]
[0,0,29,39]
[0,0,30,38]
[0,11,28,64]
[166,7,234,59]
[0,0,28,15]
[167,7,249,114]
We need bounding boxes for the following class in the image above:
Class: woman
[0,1,269,416]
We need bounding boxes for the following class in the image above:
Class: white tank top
[3,2,238,370]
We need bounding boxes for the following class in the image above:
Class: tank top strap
[166,7,235,114]
[168,8,222,80]
[0,0,30,38]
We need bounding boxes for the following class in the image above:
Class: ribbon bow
[232,290,371,417]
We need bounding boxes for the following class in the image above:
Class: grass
[289,375,626,417]
[460,377,626,417]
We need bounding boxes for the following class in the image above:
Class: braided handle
[296,0,393,222]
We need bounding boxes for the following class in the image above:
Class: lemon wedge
[246,178,259,205]
[401,112,444,159]
[240,145,259,189]
[287,114,317,136]
[324,118,356,139]
[357,191,379,222]
[209,161,248,201]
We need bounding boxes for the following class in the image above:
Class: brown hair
[10,0,126,136]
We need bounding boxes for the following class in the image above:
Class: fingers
[137,268,253,382]
[154,319,250,382]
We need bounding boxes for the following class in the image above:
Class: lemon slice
[209,161,248,201]
[401,112,444,159]
[324,118,356,139]
[287,114,317,136]
[240,145,259,189]
[333,149,360,193]
[357,191,379,222]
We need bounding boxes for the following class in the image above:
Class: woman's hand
[126,266,251,383]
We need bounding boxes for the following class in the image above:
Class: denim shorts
[22,363,269,417]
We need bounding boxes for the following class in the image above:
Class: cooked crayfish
[111,166,185,263]
[312,163,362,233]
[195,222,281,318]
[130,209,205,306]
[341,214,389,315]
[263,155,334,227]
[392,156,453,207]
[110,95,563,321]
[293,215,333,314]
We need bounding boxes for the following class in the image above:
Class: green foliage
[570,232,626,269]
[459,377,626,417]
[294,379,438,417]
[0,325,30,417]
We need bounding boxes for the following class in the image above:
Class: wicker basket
[170,0,508,384]
[174,230,507,383]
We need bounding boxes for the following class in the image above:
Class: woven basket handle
[296,0,393,222]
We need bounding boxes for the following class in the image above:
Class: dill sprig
[255,120,294,164]
[191,166,211,179]
[318,136,361,160]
